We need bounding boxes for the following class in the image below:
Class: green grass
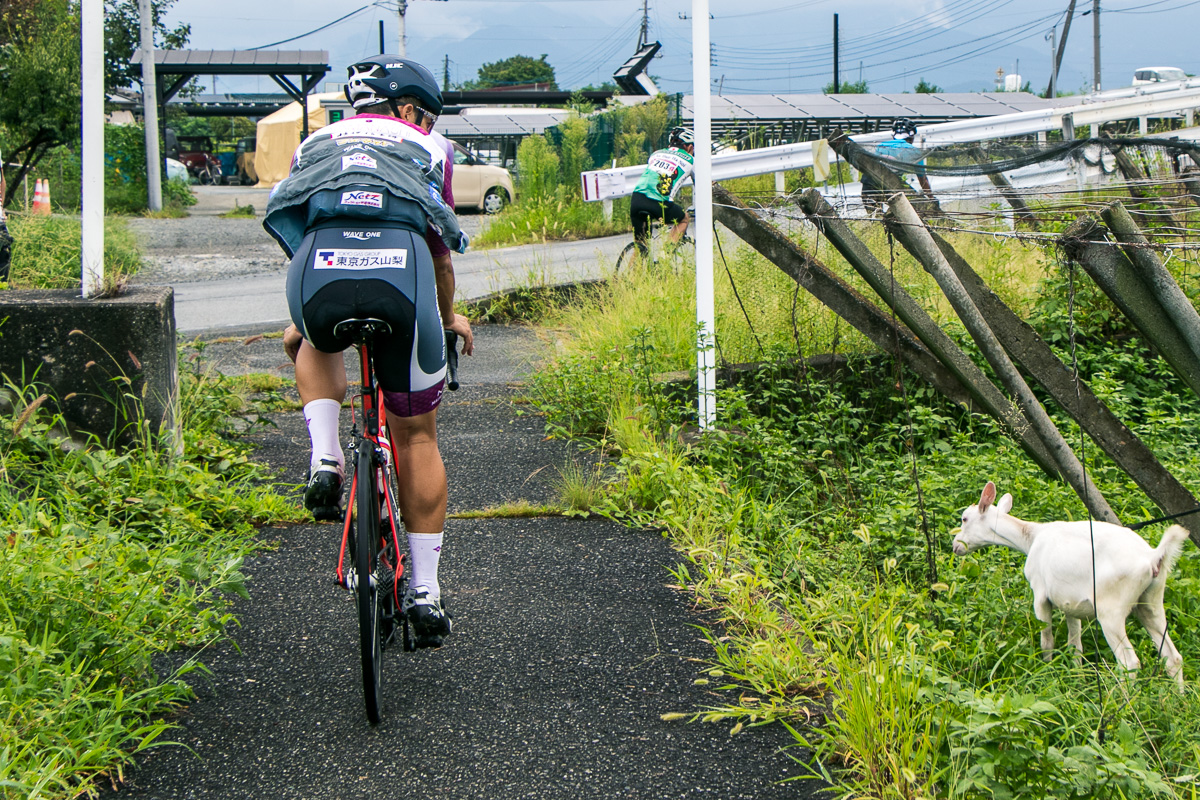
[0,344,304,798]
[1,214,142,293]
[521,220,1200,798]
[472,192,631,249]
[219,202,256,219]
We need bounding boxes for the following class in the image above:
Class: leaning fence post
[1182,166,1200,209]
[968,146,1040,230]
[894,218,1200,543]
[1060,215,1200,400]
[888,193,1120,524]
[1102,200,1200,361]
[1100,133,1180,231]
[710,184,972,405]
[796,188,1060,479]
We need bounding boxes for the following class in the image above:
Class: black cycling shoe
[304,459,344,521]
[402,590,452,649]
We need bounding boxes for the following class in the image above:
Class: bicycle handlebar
[444,330,460,391]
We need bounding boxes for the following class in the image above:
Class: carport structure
[131,49,330,143]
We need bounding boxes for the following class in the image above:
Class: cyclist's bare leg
[667,212,691,245]
[295,340,347,404]
[384,407,446,533]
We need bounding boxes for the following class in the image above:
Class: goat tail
[1152,525,1190,580]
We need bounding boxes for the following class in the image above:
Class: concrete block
[0,286,179,447]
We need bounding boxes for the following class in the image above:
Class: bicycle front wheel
[355,443,384,725]
[614,241,640,276]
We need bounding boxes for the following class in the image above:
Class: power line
[249,4,376,50]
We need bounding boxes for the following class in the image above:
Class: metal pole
[1092,0,1101,92]
[398,0,407,57]
[82,0,104,297]
[832,14,839,94]
[139,0,162,211]
[692,0,716,429]
[379,19,385,53]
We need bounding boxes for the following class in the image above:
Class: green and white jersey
[633,146,695,203]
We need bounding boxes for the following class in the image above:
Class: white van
[1132,67,1188,85]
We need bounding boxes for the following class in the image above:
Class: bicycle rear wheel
[355,443,384,725]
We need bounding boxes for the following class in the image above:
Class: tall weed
[2,214,142,292]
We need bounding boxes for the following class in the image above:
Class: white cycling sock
[407,532,443,602]
[303,399,343,474]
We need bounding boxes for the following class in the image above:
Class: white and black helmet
[345,54,444,116]
[668,127,694,148]
[892,118,918,139]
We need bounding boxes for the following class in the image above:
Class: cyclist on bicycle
[860,118,933,212]
[265,54,472,648]
[630,126,695,258]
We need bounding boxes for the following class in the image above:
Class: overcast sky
[163,0,1198,97]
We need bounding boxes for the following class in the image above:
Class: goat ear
[978,481,996,511]
[997,493,1013,514]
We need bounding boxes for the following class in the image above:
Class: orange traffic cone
[41,179,51,213]
[33,179,49,215]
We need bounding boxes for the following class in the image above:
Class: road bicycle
[614,211,695,275]
[333,321,460,725]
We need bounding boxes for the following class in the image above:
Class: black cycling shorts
[285,218,446,417]
[630,192,687,244]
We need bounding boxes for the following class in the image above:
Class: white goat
[953,481,1188,690]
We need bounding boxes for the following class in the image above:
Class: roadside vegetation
[0,342,303,799]
[1,214,142,293]
[521,222,1200,797]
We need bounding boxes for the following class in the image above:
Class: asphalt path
[98,325,821,800]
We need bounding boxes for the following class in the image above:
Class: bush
[516,134,560,203]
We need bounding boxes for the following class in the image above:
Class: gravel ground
[127,187,492,284]
[96,325,824,800]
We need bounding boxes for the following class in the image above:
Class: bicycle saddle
[332,317,393,343]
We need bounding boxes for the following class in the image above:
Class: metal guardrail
[581,80,1200,203]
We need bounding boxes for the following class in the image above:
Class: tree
[465,54,557,90]
[104,0,190,92]
[0,0,81,207]
[914,78,942,93]
[823,78,868,94]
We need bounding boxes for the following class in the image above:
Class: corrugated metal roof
[132,49,328,72]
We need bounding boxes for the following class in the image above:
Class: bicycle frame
[335,333,405,608]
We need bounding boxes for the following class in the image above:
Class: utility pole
[1054,0,1076,92]
[138,0,161,212]
[639,0,650,48]
[443,54,450,91]
[1092,0,1101,91]
[832,13,839,93]
[398,0,407,56]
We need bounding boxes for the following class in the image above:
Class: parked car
[176,135,223,185]
[1132,67,1188,85]
[234,136,258,185]
[449,142,514,214]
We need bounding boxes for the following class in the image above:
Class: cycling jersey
[264,115,467,259]
[270,114,463,418]
[861,137,926,193]
[633,146,695,203]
